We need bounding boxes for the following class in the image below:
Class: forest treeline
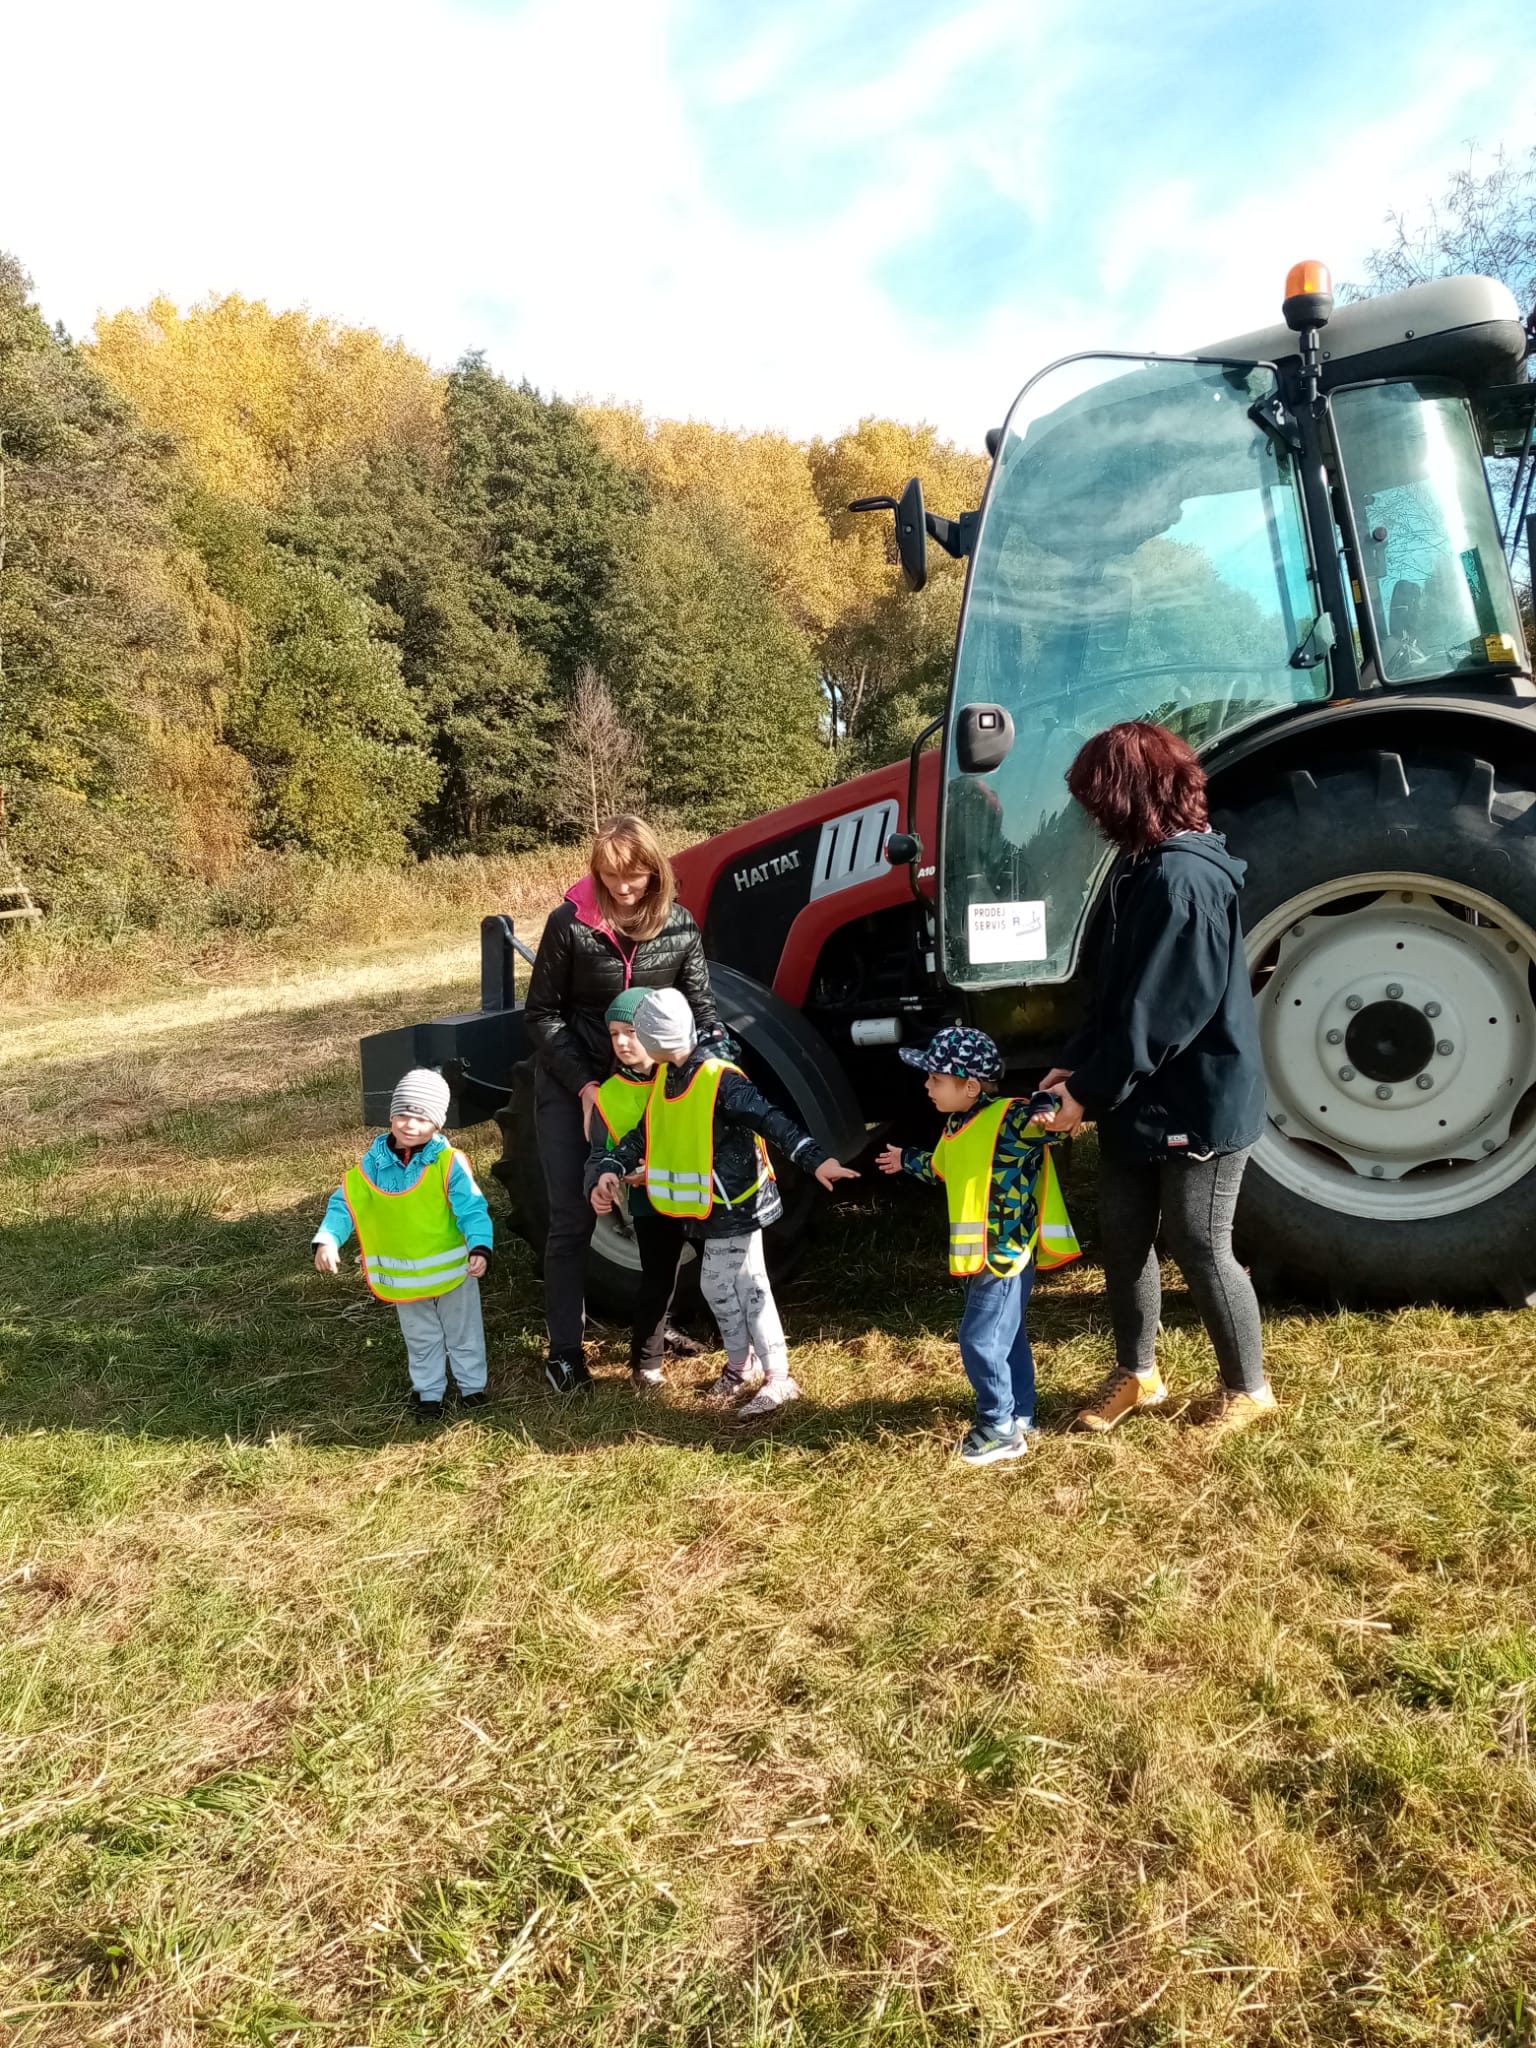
[0,254,985,928]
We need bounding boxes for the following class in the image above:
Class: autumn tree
[447,359,645,686]
[600,498,826,831]
[0,253,254,904]
[809,419,988,768]
[583,407,839,633]
[546,665,646,836]
[89,295,444,505]
[278,448,554,852]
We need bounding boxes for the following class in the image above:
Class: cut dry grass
[0,841,588,1013]
[2,957,1534,2044]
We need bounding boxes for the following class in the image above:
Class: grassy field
[2,950,1534,2045]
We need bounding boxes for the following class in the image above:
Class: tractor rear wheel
[1215,747,1536,1305]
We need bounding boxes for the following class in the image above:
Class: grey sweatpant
[699,1232,790,1386]
[394,1278,487,1400]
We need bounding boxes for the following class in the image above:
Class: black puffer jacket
[587,1050,827,1239]
[525,876,718,1095]
[1065,831,1265,1162]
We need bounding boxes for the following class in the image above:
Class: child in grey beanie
[312,1069,493,1422]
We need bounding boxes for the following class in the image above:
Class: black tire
[1214,746,1536,1306]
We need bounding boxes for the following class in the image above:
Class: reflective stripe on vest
[644,1058,743,1219]
[595,1072,652,1147]
[932,1098,1081,1278]
[342,1147,471,1303]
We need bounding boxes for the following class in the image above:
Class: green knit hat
[606,987,649,1027]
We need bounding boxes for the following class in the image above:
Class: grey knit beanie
[634,988,698,1059]
[390,1067,451,1126]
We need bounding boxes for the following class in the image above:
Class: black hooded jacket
[1064,831,1265,1161]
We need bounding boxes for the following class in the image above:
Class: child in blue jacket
[312,1068,493,1421]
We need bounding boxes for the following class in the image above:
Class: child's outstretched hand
[875,1143,905,1175]
[815,1158,860,1191]
[591,1171,623,1214]
[313,1242,340,1275]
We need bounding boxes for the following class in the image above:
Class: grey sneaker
[631,1364,665,1390]
[700,1365,762,1400]
[958,1420,1029,1466]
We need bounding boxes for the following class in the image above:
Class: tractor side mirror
[885,832,919,866]
[955,704,1015,774]
[847,476,928,593]
[893,475,927,592]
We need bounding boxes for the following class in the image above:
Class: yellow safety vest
[343,1147,471,1303]
[931,1096,1081,1278]
[644,1058,771,1220]
[595,1071,651,1147]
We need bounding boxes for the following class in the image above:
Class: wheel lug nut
[1375,1085,1393,1100]
[1385,982,1403,999]
[1483,1138,1498,1153]
[1326,1028,1343,1044]
[1436,1039,1454,1057]
[1274,1112,1287,1125]
[1424,1001,1441,1018]
[1370,1165,1385,1178]
[1415,1074,1433,1090]
[1291,922,1306,937]
[1339,1066,1356,1082]
[1346,995,1363,1012]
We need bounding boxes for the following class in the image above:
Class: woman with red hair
[1038,722,1276,1438]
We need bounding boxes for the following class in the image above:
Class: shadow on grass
[0,1170,1311,1457]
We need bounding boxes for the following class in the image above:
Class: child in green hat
[583,987,691,1387]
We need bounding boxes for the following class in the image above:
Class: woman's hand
[313,1242,340,1276]
[591,1171,623,1214]
[815,1158,860,1191]
[1039,1067,1073,1095]
[579,1081,600,1139]
[1037,1083,1085,1135]
[875,1143,905,1175]
[467,1253,488,1280]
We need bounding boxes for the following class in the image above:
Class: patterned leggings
[699,1232,790,1385]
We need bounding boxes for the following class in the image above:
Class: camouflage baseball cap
[899,1025,1004,1085]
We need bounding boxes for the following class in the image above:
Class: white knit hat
[390,1067,451,1126]
[634,988,698,1058]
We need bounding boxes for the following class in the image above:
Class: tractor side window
[941,355,1327,989]
[1332,379,1529,685]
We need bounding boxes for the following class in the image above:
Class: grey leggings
[699,1232,790,1385]
[1096,1147,1265,1394]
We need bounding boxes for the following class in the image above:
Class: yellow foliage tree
[89,295,444,506]
[808,416,990,607]
[583,406,839,633]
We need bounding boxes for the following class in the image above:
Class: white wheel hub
[1249,873,1536,1220]
[590,1193,696,1276]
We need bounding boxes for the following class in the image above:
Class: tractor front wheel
[1216,748,1536,1305]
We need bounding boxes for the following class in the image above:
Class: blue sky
[3,0,1533,446]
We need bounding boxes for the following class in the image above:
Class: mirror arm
[926,509,980,560]
[901,715,945,913]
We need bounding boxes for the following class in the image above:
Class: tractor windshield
[941,354,1327,989]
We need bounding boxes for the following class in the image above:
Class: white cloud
[0,0,1530,457]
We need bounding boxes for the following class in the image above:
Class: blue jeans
[957,1265,1037,1433]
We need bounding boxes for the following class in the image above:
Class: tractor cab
[915,270,1532,996]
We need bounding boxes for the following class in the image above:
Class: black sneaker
[458,1389,490,1409]
[413,1395,445,1424]
[958,1420,1028,1466]
[663,1325,708,1359]
[544,1352,593,1394]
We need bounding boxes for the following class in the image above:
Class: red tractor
[363,264,1536,1309]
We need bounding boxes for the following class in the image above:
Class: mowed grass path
[2,958,1534,2045]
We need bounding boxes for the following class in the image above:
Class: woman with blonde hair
[525,814,718,1390]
